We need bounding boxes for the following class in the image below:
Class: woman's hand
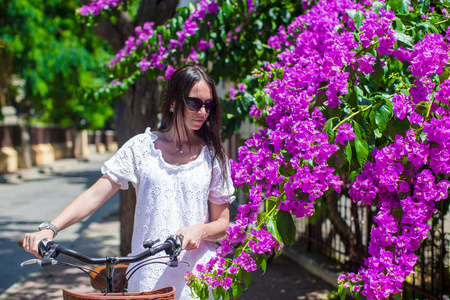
[176,224,205,251]
[22,230,54,258]
[176,203,230,251]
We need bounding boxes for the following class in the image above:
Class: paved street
[0,153,119,294]
[0,152,335,300]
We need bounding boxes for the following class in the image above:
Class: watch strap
[38,222,58,238]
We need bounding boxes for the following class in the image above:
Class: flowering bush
[78,0,450,299]
[186,1,450,299]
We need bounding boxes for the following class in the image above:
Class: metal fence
[294,196,450,299]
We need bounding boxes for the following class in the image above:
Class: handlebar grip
[18,237,53,255]
[38,239,54,256]
[164,235,183,256]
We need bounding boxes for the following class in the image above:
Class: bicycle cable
[119,257,173,293]
[54,261,107,292]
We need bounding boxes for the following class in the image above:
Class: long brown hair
[158,65,229,181]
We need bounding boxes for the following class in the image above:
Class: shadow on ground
[240,255,334,300]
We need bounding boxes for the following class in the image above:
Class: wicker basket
[62,286,175,300]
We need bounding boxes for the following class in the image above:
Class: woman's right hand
[22,230,54,258]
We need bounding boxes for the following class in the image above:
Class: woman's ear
[169,103,175,112]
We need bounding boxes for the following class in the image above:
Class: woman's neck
[164,126,197,149]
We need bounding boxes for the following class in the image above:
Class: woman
[22,65,236,299]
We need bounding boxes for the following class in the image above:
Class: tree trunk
[18,118,32,169]
[0,47,12,108]
[325,190,365,265]
[93,0,178,255]
[70,126,77,158]
[9,88,32,169]
[116,78,162,255]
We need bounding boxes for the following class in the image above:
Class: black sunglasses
[184,97,216,113]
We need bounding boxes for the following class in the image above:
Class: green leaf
[243,270,252,289]
[257,212,268,226]
[356,292,366,300]
[416,22,439,33]
[236,267,243,281]
[374,100,393,133]
[418,0,430,14]
[255,254,268,273]
[338,283,347,300]
[439,67,450,84]
[200,283,210,300]
[346,87,358,109]
[260,255,267,273]
[279,161,295,176]
[273,244,283,258]
[279,178,289,194]
[394,30,413,48]
[323,117,338,143]
[372,1,386,14]
[374,128,382,138]
[212,287,220,300]
[349,170,358,182]
[276,210,296,246]
[280,9,291,23]
[345,9,365,30]
[254,39,263,50]
[242,184,249,194]
[384,117,410,140]
[353,121,369,168]
[266,215,282,242]
[387,0,411,14]
[223,289,230,300]
[371,58,385,87]
[389,59,403,73]
[232,282,243,299]
[393,291,403,300]
[266,196,279,213]
[345,141,353,171]
[331,147,348,172]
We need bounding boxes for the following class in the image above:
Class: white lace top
[101,128,235,299]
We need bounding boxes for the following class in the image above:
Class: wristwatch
[38,222,58,238]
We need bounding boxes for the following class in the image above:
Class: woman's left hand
[176,224,205,251]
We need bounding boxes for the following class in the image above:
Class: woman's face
[183,79,212,131]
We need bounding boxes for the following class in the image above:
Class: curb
[0,154,111,184]
[283,247,340,289]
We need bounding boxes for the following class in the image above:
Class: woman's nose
[198,105,208,114]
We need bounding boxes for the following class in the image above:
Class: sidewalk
[0,154,340,300]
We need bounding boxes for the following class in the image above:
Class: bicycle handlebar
[19,235,183,267]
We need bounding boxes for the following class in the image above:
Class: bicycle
[18,235,185,300]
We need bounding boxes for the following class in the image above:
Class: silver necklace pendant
[177,148,183,154]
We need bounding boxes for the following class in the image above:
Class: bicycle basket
[62,286,175,300]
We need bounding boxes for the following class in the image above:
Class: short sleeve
[101,135,145,190]
[209,157,236,204]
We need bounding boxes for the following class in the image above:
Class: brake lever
[180,260,190,267]
[20,259,42,267]
[20,258,58,267]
